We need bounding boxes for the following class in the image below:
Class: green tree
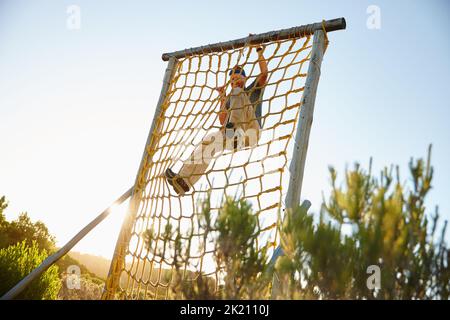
[0,212,55,252]
[0,197,55,253]
[0,196,9,246]
[0,240,61,300]
[275,146,449,299]
[0,196,7,223]
[145,197,272,300]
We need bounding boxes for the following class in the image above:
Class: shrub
[0,240,61,300]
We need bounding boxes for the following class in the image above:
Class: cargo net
[108,34,313,299]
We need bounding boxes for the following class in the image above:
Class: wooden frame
[1,18,345,300]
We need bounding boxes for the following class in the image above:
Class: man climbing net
[165,46,269,195]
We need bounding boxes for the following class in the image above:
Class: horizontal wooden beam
[161,17,346,61]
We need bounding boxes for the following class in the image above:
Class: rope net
[105,33,315,299]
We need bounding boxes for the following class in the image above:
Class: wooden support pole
[1,187,133,300]
[102,57,179,300]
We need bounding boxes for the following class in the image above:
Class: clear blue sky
[1,0,449,257]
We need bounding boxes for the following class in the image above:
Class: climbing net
[105,33,315,299]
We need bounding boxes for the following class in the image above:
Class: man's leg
[243,102,261,147]
[227,88,245,129]
[166,130,224,193]
[228,89,260,148]
[225,88,247,149]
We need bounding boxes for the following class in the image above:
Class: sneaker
[165,168,190,195]
[225,122,240,150]
[225,122,235,138]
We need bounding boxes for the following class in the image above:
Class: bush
[58,274,104,300]
[149,147,449,299]
[275,146,449,299]
[0,241,61,300]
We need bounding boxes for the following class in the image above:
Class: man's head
[229,66,246,88]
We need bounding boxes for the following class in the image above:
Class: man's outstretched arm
[256,47,268,87]
[216,85,228,125]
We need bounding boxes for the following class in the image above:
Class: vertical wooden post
[271,29,326,299]
[285,29,326,209]
[102,57,178,300]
